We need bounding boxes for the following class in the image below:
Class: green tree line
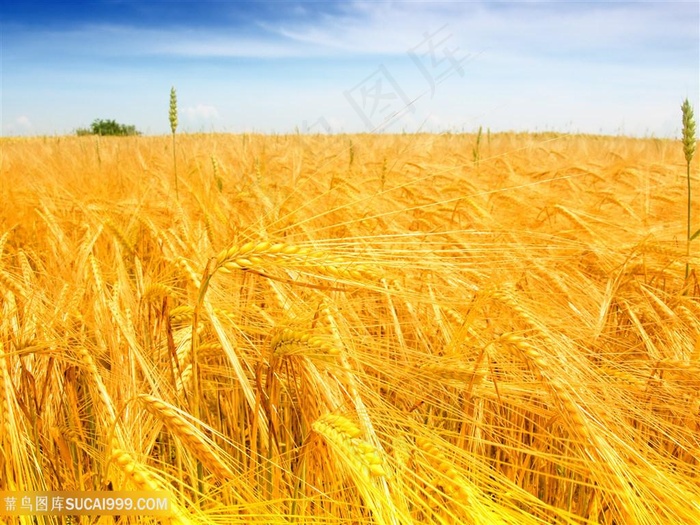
[76,119,141,136]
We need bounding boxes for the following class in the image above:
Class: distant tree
[76,119,141,136]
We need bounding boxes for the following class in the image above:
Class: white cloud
[183,104,220,120]
[15,116,32,128]
[3,115,34,136]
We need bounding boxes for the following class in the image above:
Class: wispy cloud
[184,104,220,121]
[266,1,697,64]
[16,116,32,128]
[5,24,333,60]
[5,2,696,63]
[3,116,34,135]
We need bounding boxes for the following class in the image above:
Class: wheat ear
[0,230,10,259]
[415,435,472,501]
[313,413,385,478]
[109,443,193,525]
[0,269,26,299]
[271,327,340,357]
[214,240,380,281]
[138,394,234,480]
[498,332,591,441]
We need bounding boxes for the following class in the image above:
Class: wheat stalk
[682,98,697,283]
[74,345,121,438]
[0,342,18,490]
[170,86,179,200]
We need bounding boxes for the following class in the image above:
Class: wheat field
[0,131,699,524]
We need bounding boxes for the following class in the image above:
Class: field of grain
[0,132,699,524]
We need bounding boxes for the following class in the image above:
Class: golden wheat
[2,131,699,524]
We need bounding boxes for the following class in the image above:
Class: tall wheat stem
[170,86,179,201]
[682,98,696,282]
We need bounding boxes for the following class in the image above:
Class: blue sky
[1,1,698,137]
